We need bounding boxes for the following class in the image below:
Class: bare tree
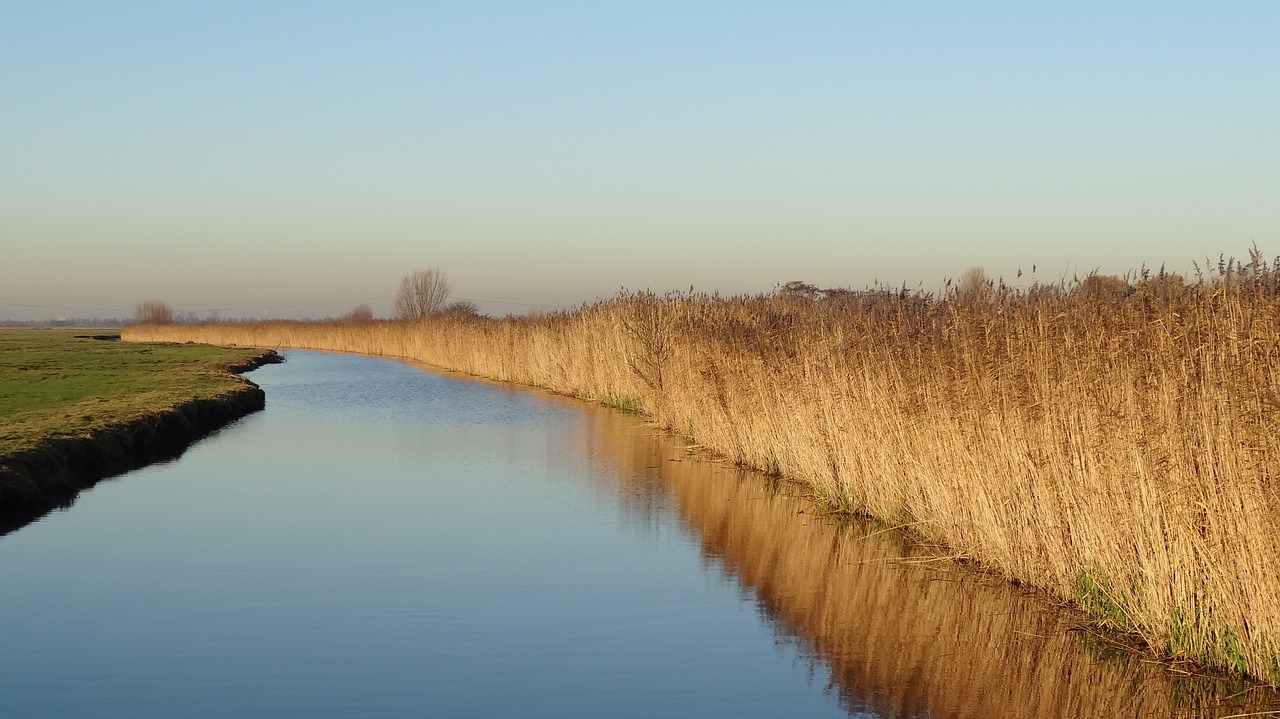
[394,267,451,319]
[135,299,173,324]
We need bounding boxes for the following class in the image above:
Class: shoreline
[0,348,282,532]
[120,303,1280,687]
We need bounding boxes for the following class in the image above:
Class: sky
[2,1,1277,320]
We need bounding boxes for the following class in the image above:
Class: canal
[0,351,1269,717]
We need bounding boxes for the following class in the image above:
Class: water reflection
[569,405,1280,718]
[0,435,212,537]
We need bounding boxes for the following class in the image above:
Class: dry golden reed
[124,254,1280,683]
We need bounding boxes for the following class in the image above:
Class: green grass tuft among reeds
[599,395,643,413]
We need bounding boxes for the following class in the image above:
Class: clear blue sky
[2,1,1276,319]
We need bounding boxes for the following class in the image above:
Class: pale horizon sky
[2,2,1277,320]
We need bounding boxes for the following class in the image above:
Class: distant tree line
[774,265,1196,307]
[130,267,485,326]
[1,317,125,328]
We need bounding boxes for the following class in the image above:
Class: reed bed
[124,255,1280,682]
[562,406,1280,716]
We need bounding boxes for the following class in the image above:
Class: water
[0,351,1272,717]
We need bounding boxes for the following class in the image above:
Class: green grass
[599,394,643,413]
[1074,567,1130,628]
[0,329,269,459]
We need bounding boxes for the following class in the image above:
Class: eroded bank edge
[0,349,284,522]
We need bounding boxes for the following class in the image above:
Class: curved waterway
[0,351,1274,717]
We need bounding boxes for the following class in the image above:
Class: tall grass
[124,252,1280,682]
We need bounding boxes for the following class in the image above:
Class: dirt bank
[0,349,282,531]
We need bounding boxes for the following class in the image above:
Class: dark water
[0,351,1273,717]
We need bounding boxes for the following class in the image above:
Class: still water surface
[0,351,1272,717]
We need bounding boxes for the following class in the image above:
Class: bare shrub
[954,266,991,305]
[776,280,820,301]
[442,300,480,318]
[339,304,374,323]
[616,290,677,391]
[1074,273,1132,301]
[135,299,173,324]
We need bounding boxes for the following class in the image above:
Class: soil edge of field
[0,349,283,528]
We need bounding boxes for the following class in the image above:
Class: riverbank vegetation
[124,251,1280,684]
[638,433,1279,717]
[0,329,275,502]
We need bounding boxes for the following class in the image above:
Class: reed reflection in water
[564,406,1280,719]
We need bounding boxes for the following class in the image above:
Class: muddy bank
[0,350,282,534]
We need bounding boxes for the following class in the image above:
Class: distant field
[0,329,267,459]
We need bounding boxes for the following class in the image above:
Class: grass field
[0,329,269,460]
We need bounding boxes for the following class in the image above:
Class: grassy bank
[0,329,277,507]
[124,257,1280,683]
